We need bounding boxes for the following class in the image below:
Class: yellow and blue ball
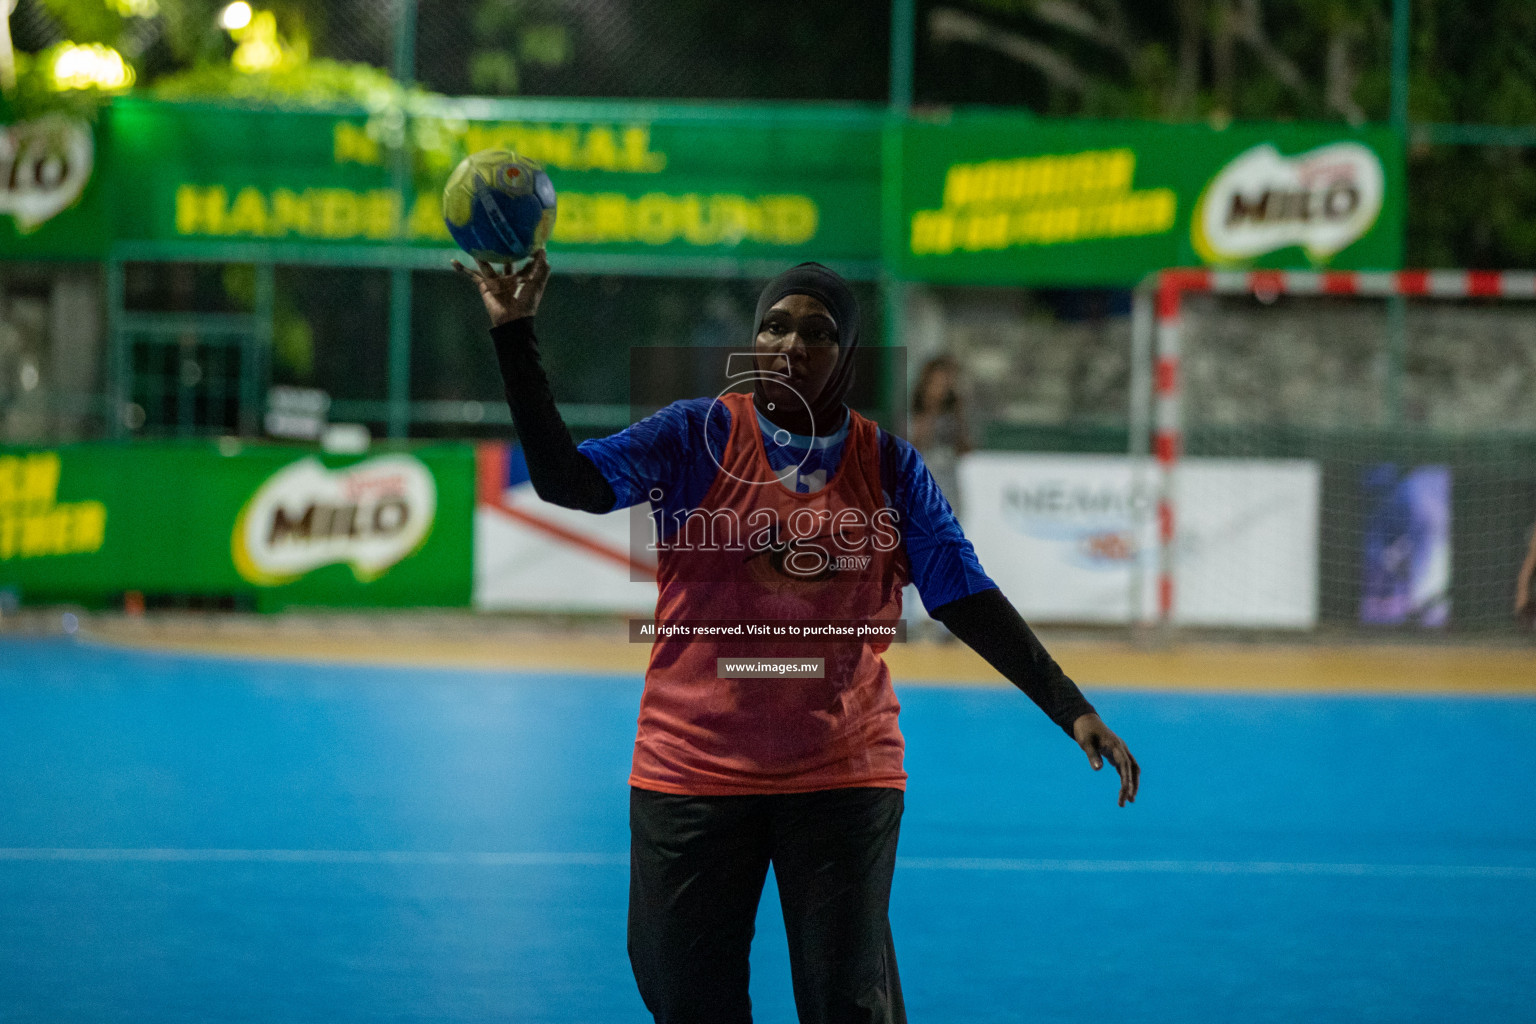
[442,149,557,262]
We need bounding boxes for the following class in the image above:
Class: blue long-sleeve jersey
[577,398,995,613]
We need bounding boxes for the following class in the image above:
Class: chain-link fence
[415,0,890,100]
[10,0,889,99]
[902,285,1133,452]
[1177,293,1536,632]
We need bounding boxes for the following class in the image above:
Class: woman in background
[908,356,974,641]
[909,355,972,515]
[1516,518,1536,628]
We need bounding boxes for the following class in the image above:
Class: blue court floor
[1,636,1534,1023]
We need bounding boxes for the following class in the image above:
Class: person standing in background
[908,356,973,640]
[909,356,973,514]
[1517,519,1536,628]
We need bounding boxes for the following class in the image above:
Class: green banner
[0,112,110,259]
[104,98,882,263]
[1,99,1406,284]
[0,441,473,610]
[898,115,1404,285]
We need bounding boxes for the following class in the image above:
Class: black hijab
[750,262,860,435]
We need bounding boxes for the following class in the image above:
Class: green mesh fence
[1177,294,1536,633]
[412,0,890,100]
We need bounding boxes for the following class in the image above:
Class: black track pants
[628,786,906,1024]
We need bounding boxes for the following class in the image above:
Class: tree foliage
[9,0,1536,265]
[917,0,1536,265]
[919,0,1394,121]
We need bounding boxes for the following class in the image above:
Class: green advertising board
[0,112,110,259]
[104,97,883,264]
[0,98,1406,285]
[0,440,473,610]
[898,114,1404,285]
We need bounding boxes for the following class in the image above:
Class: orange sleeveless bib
[630,392,911,795]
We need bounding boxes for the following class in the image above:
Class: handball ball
[442,149,557,262]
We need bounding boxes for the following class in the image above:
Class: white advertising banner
[958,453,1319,628]
[475,485,658,615]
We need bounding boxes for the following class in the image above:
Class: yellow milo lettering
[0,514,18,559]
[464,122,666,173]
[317,189,359,237]
[176,185,228,235]
[174,186,404,240]
[916,148,1173,255]
[66,501,107,554]
[22,453,59,505]
[1144,189,1178,232]
[910,191,1179,256]
[579,127,622,172]
[361,191,399,240]
[333,122,383,166]
[0,453,61,507]
[525,125,580,167]
[909,210,952,256]
[763,196,818,245]
[708,195,755,245]
[0,455,23,505]
[224,187,269,236]
[20,507,67,558]
[0,452,105,562]
[270,190,313,235]
[942,149,1138,209]
[407,192,452,241]
[673,196,710,246]
[466,124,573,168]
[623,127,667,173]
[966,211,1010,251]
[631,193,673,245]
[941,164,973,208]
[0,502,107,560]
[555,192,819,247]
[591,193,631,240]
[1092,149,1136,192]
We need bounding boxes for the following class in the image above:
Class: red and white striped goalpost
[1144,268,1536,626]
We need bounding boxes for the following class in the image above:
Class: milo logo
[1193,141,1384,264]
[0,114,93,233]
[232,455,436,585]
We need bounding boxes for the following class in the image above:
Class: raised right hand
[452,248,551,326]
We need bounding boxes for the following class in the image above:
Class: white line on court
[1,848,1534,879]
[896,856,1536,879]
[0,849,628,866]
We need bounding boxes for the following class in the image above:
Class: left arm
[931,589,1139,807]
[1517,521,1536,619]
[885,431,1139,806]
[931,588,1092,733]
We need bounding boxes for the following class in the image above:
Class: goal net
[1141,270,1536,634]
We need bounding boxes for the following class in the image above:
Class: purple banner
[1360,464,1451,627]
